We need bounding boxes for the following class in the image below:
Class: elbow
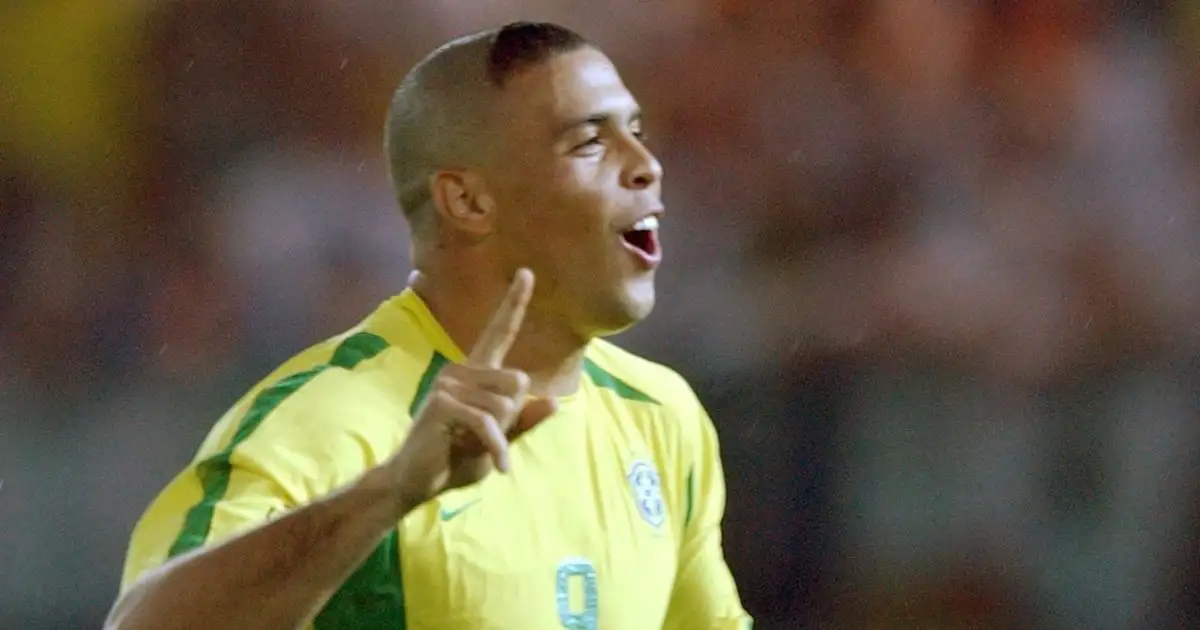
[103,578,165,630]
[103,589,143,630]
[103,602,132,630]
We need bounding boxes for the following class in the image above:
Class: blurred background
[3,1,1199,628]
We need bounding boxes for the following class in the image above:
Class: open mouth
[620,215,662,266]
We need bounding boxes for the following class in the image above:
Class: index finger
[466,268,534,368]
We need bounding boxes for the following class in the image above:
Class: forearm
[106,472,418,630]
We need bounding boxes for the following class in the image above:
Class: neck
[408,266,588,398]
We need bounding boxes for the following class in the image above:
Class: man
[108,21,751,630]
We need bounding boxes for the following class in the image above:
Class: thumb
[508,397,558,439]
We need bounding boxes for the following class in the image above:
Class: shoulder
[259,297,448,422]
[207,322,440,466]
[586,340,725,480]
[251,331,406,417]
[584,338,705,416]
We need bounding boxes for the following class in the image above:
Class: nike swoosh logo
[439,499,481,522]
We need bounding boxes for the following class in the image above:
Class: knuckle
[431,380,455,398]
[473,411,497,430]
[509,369,531,392]
[495,396,517,417]
[415,391,446,420]
[455,364,485,382]
[438,365,465,383]
[427,390,454,412]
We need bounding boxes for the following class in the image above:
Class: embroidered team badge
[627,459,666,528]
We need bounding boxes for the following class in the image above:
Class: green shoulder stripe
[582,357,658,404]
[168,332,389,558]
[315,349,448,630]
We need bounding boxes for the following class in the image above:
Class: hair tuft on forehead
[486,22,590,87]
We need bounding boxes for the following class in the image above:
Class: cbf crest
[627,459,666,528]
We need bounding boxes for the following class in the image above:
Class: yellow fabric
[121,289,751,629]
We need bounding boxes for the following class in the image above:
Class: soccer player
[107,21,752,630]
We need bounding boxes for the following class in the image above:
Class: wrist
[353,464,427,522]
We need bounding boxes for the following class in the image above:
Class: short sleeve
[119,368,407,593]
[662,389,754,630]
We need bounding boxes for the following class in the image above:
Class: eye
[630,120,647,141]
[575,136,602,150]
[571,135,605,156]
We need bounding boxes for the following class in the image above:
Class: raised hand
[386,268,558,505]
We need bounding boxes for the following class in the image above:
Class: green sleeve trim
[683,467,695,530]
[167,332,390,558]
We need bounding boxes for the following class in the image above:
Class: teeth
[631,216,659,231]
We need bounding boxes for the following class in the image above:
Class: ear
[429,169,497,237]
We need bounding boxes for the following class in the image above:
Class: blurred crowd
[3,1,1199,628]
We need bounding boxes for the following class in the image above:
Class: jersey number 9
[555,558,598,629]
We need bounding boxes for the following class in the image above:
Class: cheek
[522,210,605,262]
[532,169,613,247]
[501,161,619,269]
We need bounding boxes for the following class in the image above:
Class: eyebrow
[555,109,642,137]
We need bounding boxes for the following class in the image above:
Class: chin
[590,285,656,338]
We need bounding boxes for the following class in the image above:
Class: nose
[622,137,663,190]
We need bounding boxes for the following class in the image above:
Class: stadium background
[3,1,1199,628]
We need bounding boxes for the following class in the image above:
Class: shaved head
[385,22,590,234]
[391,21,663,342]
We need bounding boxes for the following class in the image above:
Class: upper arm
[119,369,407,592]
[663,383,753,630]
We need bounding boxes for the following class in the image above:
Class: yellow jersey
[120,289,752,630]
